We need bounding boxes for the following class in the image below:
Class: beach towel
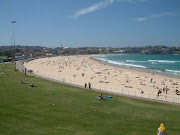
[28,86,35,88]
[96,96,115,99]
[106,96,116,99]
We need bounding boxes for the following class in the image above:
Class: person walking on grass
[157,123,167,135]
[88,82,91,89]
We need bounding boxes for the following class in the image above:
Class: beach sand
[24,55,180,102]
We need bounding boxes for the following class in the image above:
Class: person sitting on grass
[20,77,28,84]
[157,123,167,135]
[21,77,28,81]
[30,82,36,88]
[20,79,24,84]
[98,94,106,100]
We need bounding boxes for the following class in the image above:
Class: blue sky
[0,0,180,48]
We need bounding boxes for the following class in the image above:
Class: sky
[0,0,180,48]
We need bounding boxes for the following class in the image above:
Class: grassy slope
[0,63,180,135]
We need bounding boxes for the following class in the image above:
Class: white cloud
[117,0,148,4]
[69,0,148,19]
[136,17,147,21]
[136,11,179,22]
[151,12,178,18]
[70,0,114,19]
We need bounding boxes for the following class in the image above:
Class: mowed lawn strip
[0,63,180,135]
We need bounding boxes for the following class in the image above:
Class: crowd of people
[157,86,169,96]
[20,77,36,88]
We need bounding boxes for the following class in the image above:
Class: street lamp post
[11,21,16,47]
[11,21,16,70]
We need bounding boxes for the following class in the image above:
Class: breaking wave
[126,60,146,63]
[166,69,180,73]
[101,59,147,69]
[148,60,179,63]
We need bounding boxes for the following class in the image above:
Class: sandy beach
[23,55,180,102]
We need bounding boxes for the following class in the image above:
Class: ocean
[96,55,180,78]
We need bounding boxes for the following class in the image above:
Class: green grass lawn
[0,63,180,135]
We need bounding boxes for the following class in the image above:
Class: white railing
[29,70,180,104]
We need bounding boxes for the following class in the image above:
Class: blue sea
[96,55,180,78]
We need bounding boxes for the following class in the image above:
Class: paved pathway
[16,61,25,72]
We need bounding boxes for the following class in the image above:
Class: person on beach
[157,89,162,96]
[85,83,87,89]
[88,82,91,89]
[157,90,160,97]
[176,89,180,95]
[165,86,168,94]
[157,123,167,135]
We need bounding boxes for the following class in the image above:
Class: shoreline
[90,55,180,83]
[92,54,180,79]
[23,55,180,103]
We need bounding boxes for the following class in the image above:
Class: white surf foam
[148,60,178,63]
[166,69,180,73]
[106,60,147,69]
[96,57,107,61]
[126,60,146,63]
[126,60,136,62]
